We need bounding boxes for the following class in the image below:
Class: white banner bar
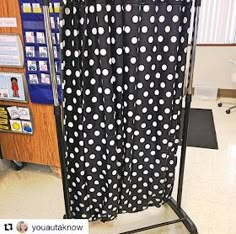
[0,219,89,234]
[0,18,17,28]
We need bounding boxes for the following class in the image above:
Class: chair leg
[227,105,236,111]
[218,102,236,114]
[226,105,236,114]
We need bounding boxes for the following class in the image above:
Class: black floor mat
[180,108,219,149]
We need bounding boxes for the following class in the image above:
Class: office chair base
[218,103,236,114]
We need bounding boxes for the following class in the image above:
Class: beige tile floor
[0,98,236,234]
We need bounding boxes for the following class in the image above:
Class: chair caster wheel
[11,161,25,171]
[226,109,231,114]
[63,214,67,219]
[218,103,222,107]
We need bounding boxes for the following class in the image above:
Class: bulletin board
[0,105,33,135]
[19,0,62,104]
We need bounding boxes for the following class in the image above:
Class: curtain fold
[61,0,192,221]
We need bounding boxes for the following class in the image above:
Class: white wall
[193,46,236,89]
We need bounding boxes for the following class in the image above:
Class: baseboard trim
[191,88,236,98]
[218,89,236,98]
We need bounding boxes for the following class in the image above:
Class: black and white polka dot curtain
[60,0,192,221]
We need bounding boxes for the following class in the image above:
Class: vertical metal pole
[42,0,71,218]
[177,0,201,208]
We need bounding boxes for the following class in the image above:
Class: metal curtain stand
[42,0,72,219]
[43,0,201,233]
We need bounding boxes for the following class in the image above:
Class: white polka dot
[162,65,167,71]
[140,46,146,53]
[144,5,150,12]
[92,28,97,35]
[131,37,138,44]
[96,4,102,12]
[68,122,73,127]
[89,59,94,66]
[137,83,143,89]
[87,124,93,129]
[139,65,145,71]
[89,5,95,13]
[66,87,72,94]
[159,15,165,22]
[67,105,73,111]
[125,4,132,12]
[92,97,97,103]
[130,76,135,83]
[125,26,131,33]
[100,49,106,56]
[85,89,90,95]
[132,16,139,23]
[117,48,122,55]
[116,27,122,34]
[98,27,104,34]
[65,29,71,36]
[167,5,172,12]
[117,67,122,74]
[124,47,130,54]
[169,56,175,62]
[96,68,101,75]
[171,36,177,43]
[102,69,109,76]
[106,106,112,113]
[131,57,136,64]
[90,78,96,85]
[65,7,70,15]
[66,50,71,56]
[136,99,142,105]
[168,74,174,80]
[165,26,171,33]
[105,88,111,95]
[66,69,72,76]
[117,86,122,92]
[116,4,121,12]
[163,46,169,52]
[148,36,154,43]
[142,26,148,33]
[158,36,164,42]
[150,16,155,23]
[106,4,111,12]
[173,15,179,22]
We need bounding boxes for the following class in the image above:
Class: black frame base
[63,197,198,234]
[119,197,198,234]
[168,198,198,234]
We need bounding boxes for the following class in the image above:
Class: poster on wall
[0,73,28,102]
[0,105,33,135]
[19,0,62,104]
[0,34,24,68]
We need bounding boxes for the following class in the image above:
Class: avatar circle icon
[16,221,28,233]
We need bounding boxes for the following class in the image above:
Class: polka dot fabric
[61,0,192,221]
